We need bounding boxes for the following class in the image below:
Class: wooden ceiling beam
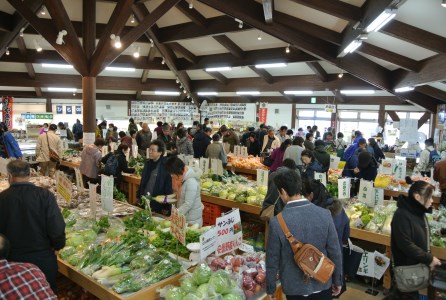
[35,87,43,97]
[204,71,228,85]
[141,69,149,84]
[306,62,328,82]
[393,54,446,88]
[248,66,274,84]
[287,0,362,22]
[83,0,96,60]
[169,42,199,64]
[176,1,207,27]
[415,85,446,103]
[212,35,244,59]
[261,0,274,24]
[400,91,440,113]
[15,36,35,79]
[157,16,251,44]
[89,0,134,76]
[132,3,196,104]
[0,11,14,32]
[418,112,431,129]
[358,42,421,72]
[135,90,142,100]
[387,111,400,121]
[7,0,89,75]
[332,90,346,103]
[382,20,446,54]
[44,0,87,68]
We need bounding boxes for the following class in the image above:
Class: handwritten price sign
[170,207,187,245]
[215,209,243,256]
[56,171,72,203]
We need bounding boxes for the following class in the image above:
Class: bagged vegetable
[192,263,212,285]
[208,270,234,295]
[180,274,198,293]
[165,286,186,300]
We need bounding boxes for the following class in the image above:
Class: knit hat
[358,151,372,169]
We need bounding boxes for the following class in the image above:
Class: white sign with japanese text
[56,171,72,204]
[357,251,374,277]
[358,179,374,207]
[381,159,394,175]
[74,167,84,193]
[393,159,406,180]
[337,177,351,199]
[83,132,95,146]
[89,183,98,219]
[199,157,210,175]
[314,172,327,187]
[100,175,114,213]
[256,169,269,187]
[200,227,217,261]
[211,159,223,176]
[373,188,384,207]
[215,209,243,256]
[329,156,340,170]
[234,146,241,157]
[241,147,248,158]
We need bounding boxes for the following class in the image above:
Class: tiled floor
[340,282,384,299]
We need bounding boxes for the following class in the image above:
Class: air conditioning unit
[275,109,279,114]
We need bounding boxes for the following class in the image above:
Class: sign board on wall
[1,96,13,129]
[202,103,250,121]
[66,106,72,114]
[259,102,268,124]
[56,105,63,114]
[75,106,82,114]
[130,101,199,124]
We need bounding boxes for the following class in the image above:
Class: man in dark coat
[313,140,330,172]
[193,127,212,158]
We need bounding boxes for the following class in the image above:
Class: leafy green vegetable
[183,294,201,300]
[59,246,76,260]
[92,265,122,280]
[195,283,210,298]
[124,210,155,231]
[208,270,233,295]
[142,258,182,285]
[180,276,197,293]
[62,208,71,219]
[192,263,212,285]
[112,275,144,294]
[113,187,127,202]
[97,216,110,232]
[165,286,186,300]
[67,253,84,267]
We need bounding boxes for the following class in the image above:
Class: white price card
[102,146,108,157]
[373,251,390,280]
[83,132,95,146]
[74,167,84,192]
[211,159,223,175]
[337,177,351,199]
[100,175,114,213]
[358,179,374,207]
[256,169,269,187]
[357,251,375,277]
[132,145,138,158]
[89,183,98,219]
[200,227,217,261]
[199,157,210,175]
[215,209,243,256]
[373,188,384,207]
[241,147,248,158]
[170,207,187,246]
[314,172,327,187]
[56,171,72,204]
[381,159,394,175]
[239,243,255,253]
[329,156,340,170]
[393,159,406,180]
[234,146,241,157]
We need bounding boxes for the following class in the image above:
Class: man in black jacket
[193,127,212,158]
[0,160,65,291]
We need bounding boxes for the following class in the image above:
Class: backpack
[429,149,442,168]
[342,143,358,162]
[104,154,119,176]
[336,140,345,158]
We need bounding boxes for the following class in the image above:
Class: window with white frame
[338,111,379,142]
[385,111,430,146]
[296,109,331,133]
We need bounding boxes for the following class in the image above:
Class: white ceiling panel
[96,89,135,95]
[0,86,35,91]
[0,62,28,73]
[264,62,314,76]
[396,0,446,39]
[318,61,345,74]
[276,0,349,33]
[366,32,438,61]
[98,69,142,78]
[186,70,215,80]
[428,82,446,92]
[0,1,15,14]
[33,64,80,75]
[192,1,225,18]
[226,29,286,51]
[147,70,177,79]
[220,67,259,79]
[177,37,228,56]
[145,1,190,28]
[358,53,400,71]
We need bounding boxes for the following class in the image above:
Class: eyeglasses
[148,148,158,152]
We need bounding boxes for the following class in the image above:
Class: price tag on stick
[74,167,85,192]
[89,183,98,219]
[170,207,187,246]
[100,175,114,213]
[56,171,72,204]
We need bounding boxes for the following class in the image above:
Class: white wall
[266,104,292,129]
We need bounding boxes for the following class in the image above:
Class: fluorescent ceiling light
[236,91,260,95]
[42,63,73,69]
[395,86,414,93]
[442,0,446,7]
[105,67,135,72]
[205,67,232,72]
[197,92,218,96]
[343,40,362,54]
[48,87,77,92]
[255,63,287,68]
[155,91,181,96]
[366,9,397,32]
[284,90,313,95]
[340,90,375,95]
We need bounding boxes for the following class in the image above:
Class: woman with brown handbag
[36,124,62,178]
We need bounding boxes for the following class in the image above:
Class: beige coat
[36,131,62,162]
[261,135,281,152]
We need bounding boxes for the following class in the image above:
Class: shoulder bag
[393,217,430,292]
[46,133,60,163]
[259,196,279,222]
[277,213,335,284]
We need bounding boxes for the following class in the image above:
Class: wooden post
[46,98,52,112]
[378,105,386,129]
[431,111,438,139]
[82,76,96,135]
[291,103,296,129]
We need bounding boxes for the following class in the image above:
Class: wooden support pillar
[387,111,400,122]
[378,105,386,129]
[431,112,438,139]
[291,103,296,129]
[46,98,52,112]
[82,76,96,142]
[417,112,431,129]
[127,100,131,117]
[256,102,260,123]
[331,108,337,132]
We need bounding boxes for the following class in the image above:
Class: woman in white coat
[165,156,203,226]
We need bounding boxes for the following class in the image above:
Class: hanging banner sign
[1,96,13,129]
[215,209,243,256]
[259,103,268,124]
[56,171,72,203]
[337,177,351,199]
[170,207,187,246]
[100,175,114,213]
[75,106,82,115]
[325,104,336,113]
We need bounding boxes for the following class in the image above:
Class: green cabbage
[59,246,76,260]
[195,283,210,298]
[166,286,186,300]
[183,294,201,300]
[67,253,84,266]
[224,293,244,300]
[208,270,233,295]
[192,263,212,285]
[180,276,197,293]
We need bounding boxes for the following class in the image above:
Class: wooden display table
[60,160,81,169]
[226,165,262,180]
[384,189,441,207]
[201,194,262,215]
[122,174,141,205]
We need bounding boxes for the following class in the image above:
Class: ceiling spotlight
[189,0,194,9]
[175,78,179,84]
[257,35,262,41]
[19,28,25,37]
[359,33,368,40]
[5,48,9,56]
[161,58,165,65]
[442,0,446,7]
[73,92,76,96]
[235,18,243,29]
[183,89,187,94]
[179,84,183,89]
[150,39,154,48]
[110,34,121,48]
[133,46,140,58]
[56,30,67,45]
[33,39,42,52]
[130,14,135,23]
[338,73,344,78]
[285,44,290,53]
[39,6,46,15]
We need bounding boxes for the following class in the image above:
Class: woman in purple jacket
[268,139,291,172]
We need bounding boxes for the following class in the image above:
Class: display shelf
[383,189,441,206]
[58,258,184,300]
[201,194,262,215]
[60,160,81,169]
